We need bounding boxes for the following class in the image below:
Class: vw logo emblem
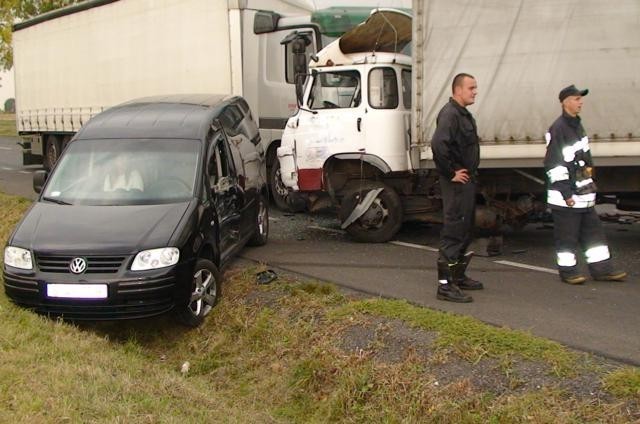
[69,257,87,274]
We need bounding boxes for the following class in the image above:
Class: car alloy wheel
[178,258,220,327]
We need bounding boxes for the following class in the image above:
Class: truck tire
[269,160,292,211]
[44,135,61,171]
[339,181,403,243]
[61,135,72,152]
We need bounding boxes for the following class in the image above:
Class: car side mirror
[33,170,48,193]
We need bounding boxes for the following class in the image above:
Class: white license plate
[46,283,108,299]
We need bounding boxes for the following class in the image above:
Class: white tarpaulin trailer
[412,0,640,167]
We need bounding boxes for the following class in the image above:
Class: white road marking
[389,240,438,252]
[268,217,279,222]
[0,146,12,150]
[19,171,31,174]
[1,166,14,171]
[389,240,558,275]
[493,260,558,274]
[307,225,345,234]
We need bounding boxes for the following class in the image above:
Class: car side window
[221,102,261,146]
[236,99,260,145]
[220,106,243,137]
[207,131,235,191]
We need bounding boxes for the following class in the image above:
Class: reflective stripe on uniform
[561,136,590,162]
[545,132,551,146]
[557,251,577,267]
[585,245,610,263]
[575,178,594,188]
[547,189,596,208]
[547,165,570,183]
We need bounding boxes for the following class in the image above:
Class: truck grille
[35,254,126,274]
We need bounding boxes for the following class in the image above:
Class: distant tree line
[0,0,81,70]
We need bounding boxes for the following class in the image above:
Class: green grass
[604,367,640,399]
[1,191,638,423]
[0,113,17,136]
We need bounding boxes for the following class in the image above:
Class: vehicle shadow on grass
[73,313,192,348]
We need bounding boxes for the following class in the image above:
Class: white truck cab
[278,9,414,242]
[279,53,412,191]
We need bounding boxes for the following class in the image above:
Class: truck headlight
[131,248,179,271]
[4,246,33,270]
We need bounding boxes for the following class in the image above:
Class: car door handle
[357,117,362,132]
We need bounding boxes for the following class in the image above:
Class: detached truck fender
[276,144,299,191]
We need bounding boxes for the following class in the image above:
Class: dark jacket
[431,98,480,181]
[544,111,597,210]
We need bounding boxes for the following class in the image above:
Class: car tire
[44,135,61,171]
[177,258,221,327]
[247,194,269,246]
[339,181,403,243]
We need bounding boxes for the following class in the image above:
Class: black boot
[436,260,473,303]
[457,252,483,290]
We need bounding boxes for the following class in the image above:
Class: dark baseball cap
[559,84,589,102]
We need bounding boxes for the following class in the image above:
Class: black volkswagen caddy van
[3,95,268,327]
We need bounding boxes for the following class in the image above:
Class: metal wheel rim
[358,197,389,229]
[188,268,217,318]
[273,167,289,198]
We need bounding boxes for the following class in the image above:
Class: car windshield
[42,138,201,206]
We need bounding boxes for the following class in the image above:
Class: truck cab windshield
[42,139,201,206]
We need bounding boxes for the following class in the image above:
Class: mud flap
[340,187,384,229]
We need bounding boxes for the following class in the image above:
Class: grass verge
[1,192,638,423]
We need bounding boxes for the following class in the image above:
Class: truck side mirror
[281,31,312,107]
[253,11,280,34]
[33,170,48,193]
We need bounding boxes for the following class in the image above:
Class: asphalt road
[242,209,640,365]
[0,136,41,200]
[1,135,639,364]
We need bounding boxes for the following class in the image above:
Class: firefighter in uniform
[544,84,626,284]
[431,73,484,303]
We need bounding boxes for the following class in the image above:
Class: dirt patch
[334,312,635,407]
[338,318,436,363]
[236,270,639,419]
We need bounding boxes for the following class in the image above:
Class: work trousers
[551,207,613,278]
[439,179,476,263]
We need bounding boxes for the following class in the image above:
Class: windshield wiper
[298,106,317,115]
[42,196,72,205]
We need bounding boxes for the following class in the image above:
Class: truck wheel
[247,194,269,246]
[339,181,403,243]
[61,135,72,152]
[177,258,221,327]
[44,135,61,170]
[269,160,292,211]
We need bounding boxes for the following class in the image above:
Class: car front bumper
[3,261,194,320]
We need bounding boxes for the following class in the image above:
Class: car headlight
[4,246,33,270]
[131,247,179,271]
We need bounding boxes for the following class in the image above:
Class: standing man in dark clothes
[431,73,484,303]
[544,84,626,284]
